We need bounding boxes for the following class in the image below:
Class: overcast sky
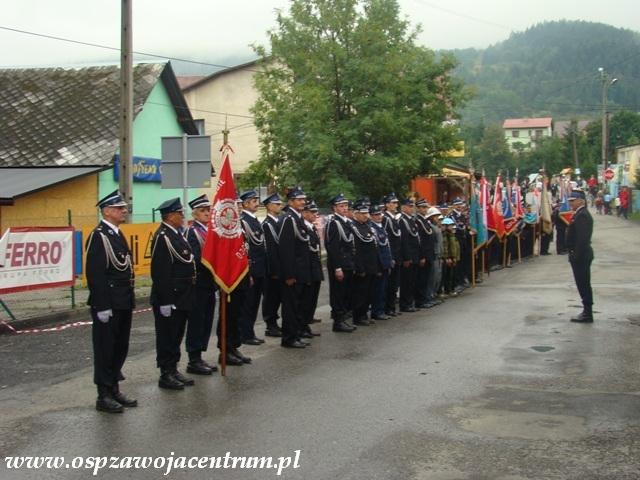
[1,0,638,72]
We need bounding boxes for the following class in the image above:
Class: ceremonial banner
[201,150,248,293]
[0,227,74,294]
[488,175,505,239]
[540,178,553,234]
[558,180,574,225]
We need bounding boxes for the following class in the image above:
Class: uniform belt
[174,276,197,285]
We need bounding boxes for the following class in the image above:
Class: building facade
[503,117,553,151]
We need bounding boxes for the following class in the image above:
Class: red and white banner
[0,227,75,294]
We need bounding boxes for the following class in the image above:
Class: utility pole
[599,67,618,176]
[120,0,134,222]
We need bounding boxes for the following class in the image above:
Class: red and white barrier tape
[1,307,153,335]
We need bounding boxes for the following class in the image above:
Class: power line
[0,25,261,73]
[146,101,255,120]
[411,0,511,31]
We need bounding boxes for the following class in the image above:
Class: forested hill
[448,20,640,124]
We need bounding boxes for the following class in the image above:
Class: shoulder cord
[330,218,354,243]
[280,215,310,242]
[98,232,132,272]
[383,214,401,237]
[352,224,375,243]
[242,219,265,246]
[307,227,320,253]
[164,235,195,264]
[372,225,389,247]
[400,216,419,238]
[417,218,433,235]
[262,220,280,245]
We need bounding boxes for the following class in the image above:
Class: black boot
[96,385,124,413]
[231,348,252,364]
[172,368,195,386]
[112,384,137,407]
[187,352,214,375]
[158,368,184,390]
[571,307,594,323]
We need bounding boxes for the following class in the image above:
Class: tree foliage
[244,0,467,203]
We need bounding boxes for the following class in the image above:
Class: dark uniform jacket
[241,211,267,278]
[398,213,420,264]
[185,220,217,291]
[262,214,281,278]
[352,220,380,275]
[86,220,135,311]
[305,220,325,282]
[324,214,355,271]
[370,221,393,270]
[150,223,196,310]
[278,207,312,284]
[382,211,402,263]
[415,215,436,261]
[566,206,594,262]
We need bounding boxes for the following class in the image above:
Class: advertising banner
[0,227,75,294]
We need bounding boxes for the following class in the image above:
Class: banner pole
[220,291,227,377]
[518,234,522,263]
[471,235,476,288]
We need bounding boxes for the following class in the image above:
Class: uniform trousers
[399,263,417,309]
[92,308,132,386]
[300,281,321,332]
[185,286,215,357]
[281,282,307,344]
[352,273,375,321]
[371,270,388,317]
[570,257,593,310]
[217,289,243,351]
[385,264,400,313]
[328,269,353,322]
[426,258,442,300]
[239,276,264,341]
[154,307,188,370]
[414,262,431,306]
[262,276,282,329]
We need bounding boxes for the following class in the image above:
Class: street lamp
[599,67,618,178]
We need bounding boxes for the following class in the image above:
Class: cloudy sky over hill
[1,0,638,69]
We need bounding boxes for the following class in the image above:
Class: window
[512,130,520,138]
[535,129,543,138]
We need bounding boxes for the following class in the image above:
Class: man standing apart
[150,198,197,390]
[86,190,136,413]
[566,190,594,323]
[184,194,217,376]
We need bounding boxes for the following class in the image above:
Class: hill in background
[448,20,640,125]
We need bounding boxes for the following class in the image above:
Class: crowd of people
[85,172,601,413]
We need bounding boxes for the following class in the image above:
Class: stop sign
[604,169,615,181]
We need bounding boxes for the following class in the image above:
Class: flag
[558,179,574,225]
[201,149,249,293]
[487,174,505,239]
[470,178,487,248]
[502,180,517,235]
[540,176,553,234]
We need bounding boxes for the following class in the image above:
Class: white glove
[97,309,112,323]
[159,305,173,317]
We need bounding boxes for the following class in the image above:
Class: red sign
[604,169,615,181]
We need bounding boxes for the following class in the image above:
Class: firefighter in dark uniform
[86,190,136,413]
[414,198,435,308]
[325,194,357,333]
[351,199,380,325]
[369,204,393,320]
[239,190,267,346]
[301,199,323,337]
[261,193,284,337]
[382,193,402,316]
[451,198,471,291]
[398,198,420,312]
[566,190,594,323]
[150,198,197,390]
[278,187,312,348]
[184,194,217,376]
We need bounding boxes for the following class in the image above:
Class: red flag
[201,151,248,293]
[488,175,505,239]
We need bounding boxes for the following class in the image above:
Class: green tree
[466,124,512,176]
[245,0,467,202]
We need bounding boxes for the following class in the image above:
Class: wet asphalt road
[0,212,639,479]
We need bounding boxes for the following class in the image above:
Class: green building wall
[98,79,210,223]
